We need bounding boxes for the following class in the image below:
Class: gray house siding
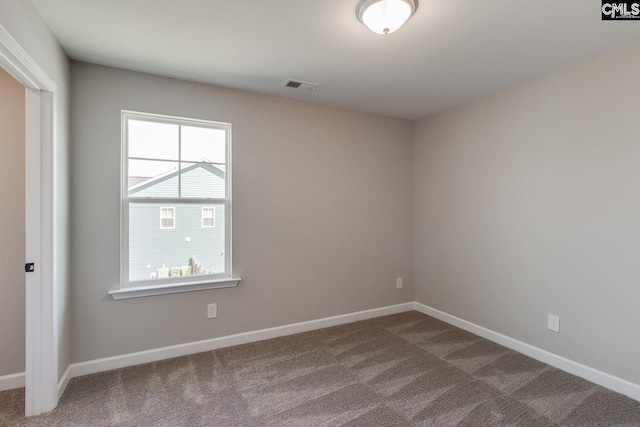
[128,164,226,282]
[129,163,225,198]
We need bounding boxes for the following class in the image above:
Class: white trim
[57,365,71,400]
[0,24,59,416]
[0,372,25,391]
[109,277,241,300]
[0,25,56,92]
[225,123,232,277]
[413,302,640,402]
[40,89,57,411]
[24,88,43,414]
[66,303,414,378]
[25,89,57,414]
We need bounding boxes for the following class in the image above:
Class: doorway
[0,66,26,389]
[0,25,58,416]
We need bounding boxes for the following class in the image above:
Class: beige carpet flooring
[1,311,640,426]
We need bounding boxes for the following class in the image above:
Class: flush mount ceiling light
[356,0,418,35]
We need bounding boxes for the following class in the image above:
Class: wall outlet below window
[396,278,403,289]
[207,303,218,319]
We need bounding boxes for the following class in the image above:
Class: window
[202,207,215,228]
[160,207,175,229]
[118,111,234,294]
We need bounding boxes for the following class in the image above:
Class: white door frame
[0,25,58,416]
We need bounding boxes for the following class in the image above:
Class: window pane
[123,112,231,289]
[128,119,179,160]
[180,162,226,199]
[129,203,226,282]
[128,159,179,197]
[181,126,226,164]
[160,207,175,229]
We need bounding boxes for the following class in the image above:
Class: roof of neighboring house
[128,160,225,195]
[129,176,152,187]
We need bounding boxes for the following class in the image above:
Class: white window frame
[111,111,240,300]
[202,206,215,228]
[160,207,175,229]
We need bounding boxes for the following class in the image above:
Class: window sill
[108,277,241,300]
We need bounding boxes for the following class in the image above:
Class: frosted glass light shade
[357,0,418,35]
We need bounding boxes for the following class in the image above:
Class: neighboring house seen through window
[121,111,232,289]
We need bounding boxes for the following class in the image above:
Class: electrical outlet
[207,303,217,319]
[548,314,560,332]
[396,278,403,289]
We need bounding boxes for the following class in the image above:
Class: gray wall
[0,0,71,382]
[0,67,25,376]
[414,43,640,385]
[70,62,414,363]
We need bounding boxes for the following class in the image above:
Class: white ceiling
[32,0,640,119]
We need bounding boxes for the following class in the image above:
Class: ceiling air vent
[283,79,319,91]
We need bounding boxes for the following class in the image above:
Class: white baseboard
[0,372,25,391]
[67,302,415,380]
[57,364,71,401]
[58,301,639,404]
[1,366,72,399]
[413,302,640,402]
